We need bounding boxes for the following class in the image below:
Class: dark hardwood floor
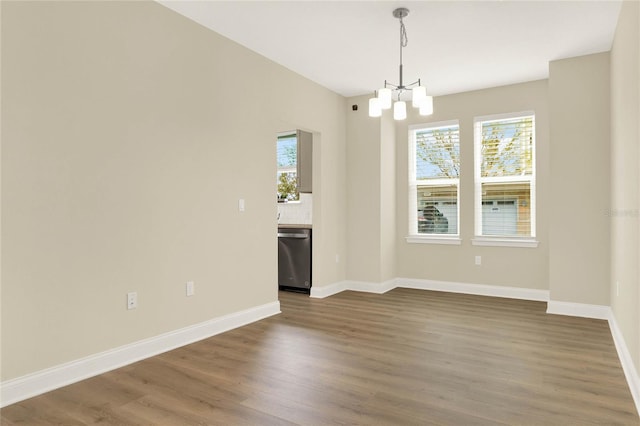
[2,288,638,425]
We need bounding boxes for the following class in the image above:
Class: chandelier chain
[400,17,408,48]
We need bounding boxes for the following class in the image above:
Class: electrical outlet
[186,281,195,297]
[475,256,482,266]
[238,198,245,212]
[127,292,138,310]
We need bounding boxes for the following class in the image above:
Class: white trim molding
[396,278,550,301]
[405,236,462,245]
[310,281,351,298]
[471,237,539,248]
[546,300,640,416]
[310,280,396,298]
[546,300,611,320]
[311,278,549,302]
[1,301,281,408]
[347,279,397,294]
[607,311,640,416]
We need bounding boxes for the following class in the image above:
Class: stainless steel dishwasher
[277,228,311,293]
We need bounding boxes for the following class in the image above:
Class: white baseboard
[311,278,549,302]
[310,279,396,298]
[310,280,350,298]
[0,301,281,408]
[5,280,639,418]
[346,279,396,294]
[608,311,640,416]
[396,278,550,301]
[546,300,611,320]
[546,301,640,417]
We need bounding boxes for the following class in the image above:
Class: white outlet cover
[127,292,138,310]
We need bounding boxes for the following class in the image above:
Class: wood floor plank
[2,288,638,425]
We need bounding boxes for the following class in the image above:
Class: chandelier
[368,7,433,120]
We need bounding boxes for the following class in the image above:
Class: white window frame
[277,131,297,176]
[472,111,538,248]
[407,120,461,245]
[277,131,299,202]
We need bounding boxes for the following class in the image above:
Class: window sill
[406,236,462,245]
[471,237,539,248]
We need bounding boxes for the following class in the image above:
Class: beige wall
[348,58,620,310]
[610,0,640,373]
[346,96,383,282]
[394,81,550,288]
[1,1,347,381]
[345,96,396,283]
[380,111,397,282]
[549,53,611,305]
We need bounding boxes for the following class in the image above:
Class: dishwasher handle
[277,232,309,239]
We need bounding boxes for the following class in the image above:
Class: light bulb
[393,101,407,120]
[412,86,427,108]
[419,96,434,116]
[378,88,392,110]
[368,97,382,117]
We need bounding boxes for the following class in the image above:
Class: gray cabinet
[296,130,313,193]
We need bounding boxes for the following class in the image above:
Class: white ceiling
[158,0,622,97]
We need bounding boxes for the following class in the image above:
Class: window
[474,113,535,241]
[409,121,460,241]
[277,132,298,202]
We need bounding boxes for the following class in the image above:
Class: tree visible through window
[409,121,460,236]
[475,113,535,237]
[277,133,299,202]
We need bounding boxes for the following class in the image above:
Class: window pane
[415,125,460,179]
[481,116,533,178]
[410,122,460,237]
[481,182,531,236]
[277,134,299,201]
[277,172,298,202]
[417,185,458,234]
[277,135,297,168]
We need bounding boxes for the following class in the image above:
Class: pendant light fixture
[369,7,433,120]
